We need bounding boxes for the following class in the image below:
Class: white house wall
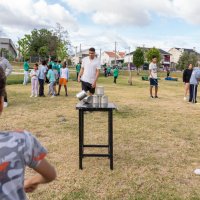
[168,48,182,64]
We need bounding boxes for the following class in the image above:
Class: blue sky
[0,0,200,52]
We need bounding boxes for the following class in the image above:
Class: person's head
[25,59,29,62]
[55,60,58,63]
[89,47,96,59]
[42,60,47,66]
[0,68,6,114]
[58,60,61,64]
[48,64,52,70]
[63,62,67,68]
[152,56,157,63]
[34,63,38,70]
[188,64,193,69]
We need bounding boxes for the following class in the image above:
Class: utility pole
[115,41,117,65]
[128,46,133,85]
[75,46,77,57]
[99,48,102,65]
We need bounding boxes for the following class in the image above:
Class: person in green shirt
[57,60,62,77]
[46,64,56,97]
[107,65,111,76]
[76,62,81,81]
[23,59,29,85]
[113,67,119,84]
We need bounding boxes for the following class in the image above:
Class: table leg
[79,110,83,169]
[109,110,113,170]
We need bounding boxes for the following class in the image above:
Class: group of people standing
[183,64,200,103]
[24,59,69,98]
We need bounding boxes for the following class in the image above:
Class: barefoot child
[30,63,39,97]
[57,62,69,96]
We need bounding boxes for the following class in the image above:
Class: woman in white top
[30,63,39,97]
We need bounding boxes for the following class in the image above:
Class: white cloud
[172,0,200,25]
[65,0,173,26]
[0,0,78,38]
[65,0,200,26]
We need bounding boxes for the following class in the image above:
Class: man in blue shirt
[38,60,47,97]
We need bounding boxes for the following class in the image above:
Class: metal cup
[76,90,87,101]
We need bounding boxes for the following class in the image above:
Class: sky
[1,0,200,54]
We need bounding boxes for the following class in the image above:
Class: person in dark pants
[38,60,47,97]
[113,67,119,84]
[183,64,193,101]
[189,67,200,103]
[78,47,100,95]
[189,84,198,103]
[76,63,81,81]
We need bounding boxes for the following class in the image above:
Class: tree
[177,52,198,70]
[17,25,70,61]
[146,47,161,63]
[133,48,144,75]
[18,36,31,61]
[54,23,70,60]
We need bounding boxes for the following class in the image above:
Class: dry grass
[1,74,200,200]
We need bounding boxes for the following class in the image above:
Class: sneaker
[155,96,159,98]
[66,94,68,96]
[194,169,200,175]
[150,96,154,99]
[51,95,55,98]
[3,102,8,108]
[30,95,34,98]
[183,97,187,101]
[57,93,60,96]
[35,95,38,98]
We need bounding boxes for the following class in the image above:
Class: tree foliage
[177,52,198,70]
[18,24,70,61]
[146,47,161,63]
[133,48,144,75]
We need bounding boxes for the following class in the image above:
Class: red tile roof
[105,51,126,59]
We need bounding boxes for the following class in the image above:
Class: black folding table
[76,102,116,170]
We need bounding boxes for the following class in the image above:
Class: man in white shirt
[78,48,101,95]
[149,56,158,98]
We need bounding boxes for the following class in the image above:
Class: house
[72,49,99,65]
[101,51,126,65]
[124,47,171,68]
[0,38,17,58]
[168,47,200,67]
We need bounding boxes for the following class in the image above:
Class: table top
[76,102,117,111]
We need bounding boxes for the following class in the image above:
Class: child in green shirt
[47,65,56,98]
[23,60,29,85]
[113,67,119,84]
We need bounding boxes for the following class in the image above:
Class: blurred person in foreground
[0,68,56,200]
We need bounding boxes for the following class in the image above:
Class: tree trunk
[137,68,140,75]
[128,70,133,85]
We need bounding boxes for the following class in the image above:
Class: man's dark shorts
[150,78,158,87]
[81,81,95,94]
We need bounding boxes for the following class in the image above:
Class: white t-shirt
[60,68,69,79]
[81,56,101,84]
[149,62,157,79]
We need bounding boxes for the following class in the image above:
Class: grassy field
[2,73,200,200]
